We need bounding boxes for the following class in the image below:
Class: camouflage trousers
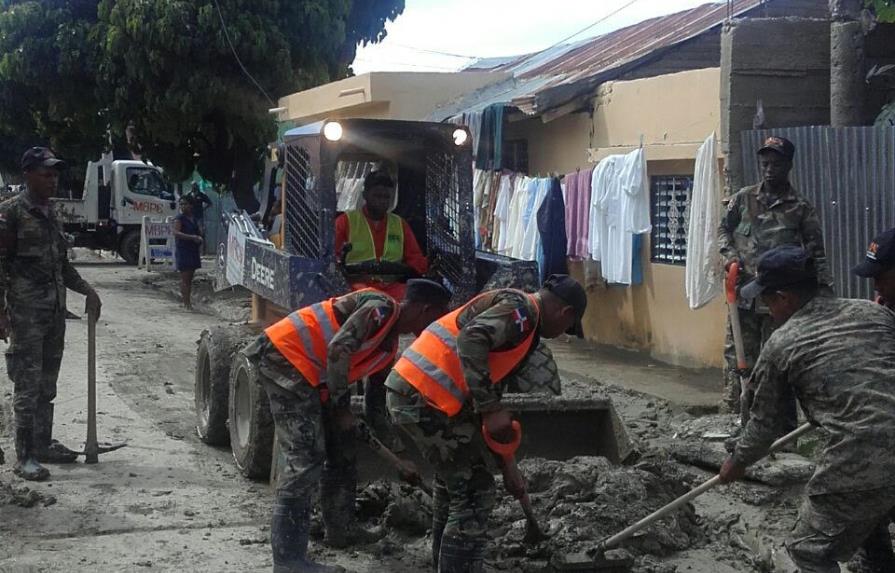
[6,308,65,444]
[787,487,895,573]
[257,344,356,504]
[386,380,497,569]
[724,307,798,433]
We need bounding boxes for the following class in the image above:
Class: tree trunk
[830,0,867,126]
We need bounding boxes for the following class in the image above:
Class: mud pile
[0,482,56,508]
[356,455,703,572]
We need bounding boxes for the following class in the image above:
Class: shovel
[79,310,126,462]
[482,420,549,545]
[355,418,433,497]
[725,263,750,422]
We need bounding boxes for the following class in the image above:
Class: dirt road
[0,262,272,572]
[0,261,807,573]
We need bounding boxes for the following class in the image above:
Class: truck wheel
[229,352,274,479]
[507,341,562,395]
[118,230,141,265]
[195,326,247,446]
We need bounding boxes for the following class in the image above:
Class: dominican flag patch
[513,309,528,333]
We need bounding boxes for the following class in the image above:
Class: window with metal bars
[649,175,693,266]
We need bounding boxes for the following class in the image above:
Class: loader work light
[323,121,343,142]
[452,128,468,146]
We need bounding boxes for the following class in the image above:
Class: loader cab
[278,118,477,306]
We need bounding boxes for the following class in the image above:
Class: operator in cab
[334,170,428,301]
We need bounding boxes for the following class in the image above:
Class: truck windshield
[127,167,171,199]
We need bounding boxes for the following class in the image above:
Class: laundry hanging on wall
[473,168,566,281]
[565,167,594,260]
[685,133,723,309]
[588,148,651,285]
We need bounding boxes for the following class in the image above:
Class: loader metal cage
[281,119,476,305]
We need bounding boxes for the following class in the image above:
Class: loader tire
[229,352,274,479]
[195,326,248,446]
[507,341,562,395]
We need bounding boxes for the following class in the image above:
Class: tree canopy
[0,0,403,204]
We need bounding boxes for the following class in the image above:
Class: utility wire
[211,0,275,105]
[533,0,643,55]
[389,43,480,60]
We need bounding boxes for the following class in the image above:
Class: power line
[352,58,465,72]
[211,0,275,105]
[388,43,480,60]
[536,0,644,55]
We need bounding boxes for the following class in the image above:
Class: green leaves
[0,0,403,202]
[866,0,895,22]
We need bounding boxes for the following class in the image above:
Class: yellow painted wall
[507,68,727,368]
[279,72,506,125]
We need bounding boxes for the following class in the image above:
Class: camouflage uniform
[0,192,93,463]
[245,289,398,561]
[733,296,895,572]
[385,289,541,572]
[718,182,832,419]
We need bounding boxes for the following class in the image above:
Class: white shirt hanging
[685,133,723,309]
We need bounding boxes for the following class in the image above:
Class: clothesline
[473,146,651,286]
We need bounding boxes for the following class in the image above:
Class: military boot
[34,404,77,464]
[271,496,345,573]
[320,469,384,548]
[438,534,484,573]
[13,426,50,481]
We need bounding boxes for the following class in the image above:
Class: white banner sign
[226,222,247,286]
[138,216,176,272]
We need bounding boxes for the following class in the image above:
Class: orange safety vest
[265,289,399,387]
[393,290,540,417]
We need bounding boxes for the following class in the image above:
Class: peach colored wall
[506,69,727,368]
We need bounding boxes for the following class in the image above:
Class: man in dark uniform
[850,228,895,573]
[0,147,102,481]
[721,246,895,573]
[385,275,586,572]
[718,136,832,429]
[246,279,451,573]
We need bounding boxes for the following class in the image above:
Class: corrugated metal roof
[434,0,765,119]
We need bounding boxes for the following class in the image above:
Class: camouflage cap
[741,245,818,299]
[853,228,895,279]
[757,136,795,160]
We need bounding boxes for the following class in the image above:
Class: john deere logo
[868,242,879,260]
[764,136,784,147]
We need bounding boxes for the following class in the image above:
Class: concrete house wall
[506,68,728,368]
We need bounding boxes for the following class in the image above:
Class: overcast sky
[352,0,717,74]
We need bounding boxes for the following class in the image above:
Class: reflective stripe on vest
[393,291,540,417]
[345,210,404,265]
[265,289,399,386]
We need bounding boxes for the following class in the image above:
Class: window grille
[649,175,692,265]
[283,145,320,258]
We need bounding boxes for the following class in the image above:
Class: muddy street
[0,262,818,573]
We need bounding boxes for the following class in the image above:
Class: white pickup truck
[52,153,177,263]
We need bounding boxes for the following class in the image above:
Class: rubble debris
[356,456,706,572]
[0,481,57,508]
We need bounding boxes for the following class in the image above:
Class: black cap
[757,136,795,160]
[543,274,587,337]
[363,170,395,192]
[740,246,818,300]
[853,228,895,278]
[21,147,65,171]
[405,278,452,307]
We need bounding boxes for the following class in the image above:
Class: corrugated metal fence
[742,126,895,300]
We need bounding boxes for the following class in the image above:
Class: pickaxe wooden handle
[85,310,98,464]
[596,422,814,552]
